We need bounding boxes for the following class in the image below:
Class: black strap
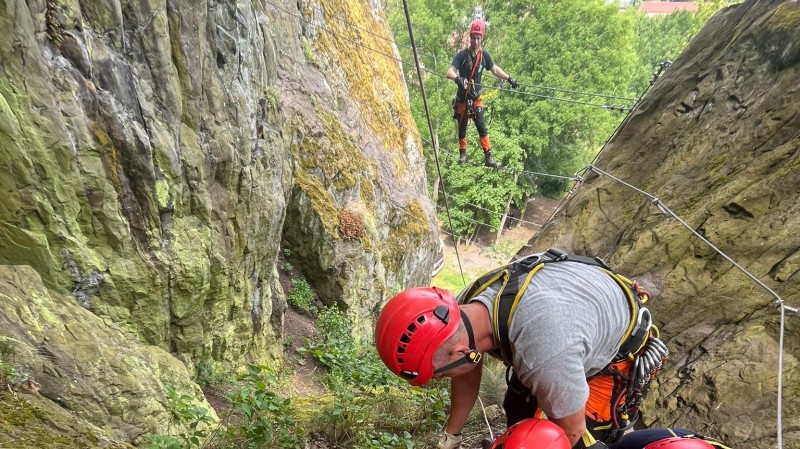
[495,260,535,364]
[433,310,480,374]
[495,248,611,365]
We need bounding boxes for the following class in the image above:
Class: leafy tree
[388,0,730,242]
[488,0,639,195]
[628,0,730,93]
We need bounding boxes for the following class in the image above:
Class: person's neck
[462,302,496,352]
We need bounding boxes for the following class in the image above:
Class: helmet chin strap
[434,310,482,375]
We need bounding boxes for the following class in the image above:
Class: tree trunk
[496,171,519,243]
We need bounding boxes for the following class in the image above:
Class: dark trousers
[455,105,488,139]
[504,371,612,449]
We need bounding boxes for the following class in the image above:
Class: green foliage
[266,87,279,110]
[281,262,293,272]
[301,307,394,388]
[0,339,18,389]
[628,0,728,94]
[147,385,215,449]
[0,338,31,390]
[301,37,317,65]
[219,365,305,448]
[389,0,727,238]
[0,359,15,390]
[288,277,317,315]
[195,361,232,388]
[301,306,451,448]
[148,367,303,449]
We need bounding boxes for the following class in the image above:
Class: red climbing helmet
[374,287,460,386]
[643,437,716,449]
[490,419,571,449]
[470,19,486,37]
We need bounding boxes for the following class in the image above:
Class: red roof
[639,1,698,14]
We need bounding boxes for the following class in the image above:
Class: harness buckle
[617,307,653,360]
[545,247,568,261]
[514,253,543,269]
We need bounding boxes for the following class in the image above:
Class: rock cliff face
[524,1,799,447]
[0,0,436,444]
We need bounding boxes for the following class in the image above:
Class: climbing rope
[400,0,467,286]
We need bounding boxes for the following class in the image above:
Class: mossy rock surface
[0,392,133,449]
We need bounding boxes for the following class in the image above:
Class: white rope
[587,165,797,313]
[477,396,494,441]
[777,302,787,449]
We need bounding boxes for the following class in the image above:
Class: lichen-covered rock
[0,265,214,444]
[0,0,437,443]
[522,1,800,447]
[0,0,436,361]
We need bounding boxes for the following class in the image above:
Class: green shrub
[148,366,303,449]
[301,37,316,64]
[195,360,233,388]
[288,277,317,315]
[147,385,215,449]
[219,364,305,448]
[301,307,450,448]
[0,338,25,389]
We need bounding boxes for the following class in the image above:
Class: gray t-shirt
[470,261,630,419]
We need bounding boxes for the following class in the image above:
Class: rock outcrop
[0,0,436,444]
[523,1,799,447]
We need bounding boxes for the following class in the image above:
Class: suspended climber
[446,19,519,168]
[375,248,669,449]
[488,418,731,449]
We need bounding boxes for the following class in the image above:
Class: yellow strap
[602,269,639,348]
[582,430,598,446]
[487,270,510,345]
[504,264,547,330]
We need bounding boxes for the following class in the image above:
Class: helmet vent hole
[416,316,426,324]
[407,323,418,332]
[400,334,411,344]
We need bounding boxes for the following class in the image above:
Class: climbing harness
[456,247,668,442]
[457,248,652,363]
[453,49,483,123]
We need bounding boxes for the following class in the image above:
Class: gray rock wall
[523,1,799,447]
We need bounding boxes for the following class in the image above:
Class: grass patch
[431,263,472,293]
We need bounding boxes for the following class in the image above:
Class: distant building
[606,0,636,10]
[639,1,698,16]
[606,0,698,15]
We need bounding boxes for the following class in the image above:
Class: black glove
[454,76,467,90]
[507,77,519,89]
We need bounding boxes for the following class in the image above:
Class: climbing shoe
[458,148,468,164]
[484,150,498,168]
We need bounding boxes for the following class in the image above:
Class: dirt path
[442,196,562,275]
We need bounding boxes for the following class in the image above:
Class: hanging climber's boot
[458,148,468,164]
[484,150,498,168]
